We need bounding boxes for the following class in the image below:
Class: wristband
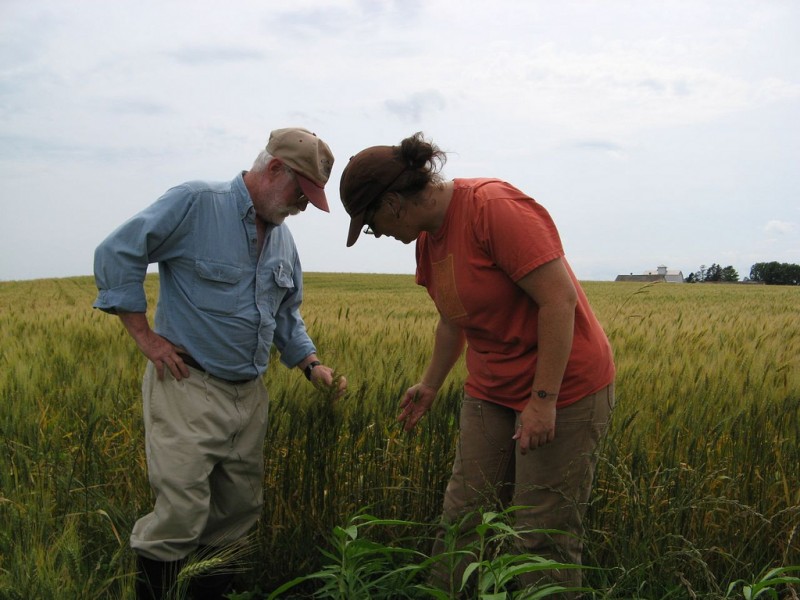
[304,360,321,381]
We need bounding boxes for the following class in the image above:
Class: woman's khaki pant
[432,384,615,597]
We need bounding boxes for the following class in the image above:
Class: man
[94,127,346,599]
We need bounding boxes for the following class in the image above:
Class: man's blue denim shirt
[93,172,316,381]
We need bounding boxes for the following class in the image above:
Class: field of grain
[0,274,798,599]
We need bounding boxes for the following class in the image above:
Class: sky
[1,0,798,282]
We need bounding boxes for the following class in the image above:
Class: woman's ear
[385,193,402,218]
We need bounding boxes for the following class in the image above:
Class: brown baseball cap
[266,127,334,212]
[339,145,406,246]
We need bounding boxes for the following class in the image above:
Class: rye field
[0,273,798,599]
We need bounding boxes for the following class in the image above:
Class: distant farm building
[615,265,684,283]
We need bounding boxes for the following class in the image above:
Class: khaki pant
[432,384,615,596]
[131,363,269,561]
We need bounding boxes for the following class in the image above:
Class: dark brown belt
[177,353,254,385]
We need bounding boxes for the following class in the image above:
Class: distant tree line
[748,261,800,285]
[685,261,800,285]
[685,263,739,283]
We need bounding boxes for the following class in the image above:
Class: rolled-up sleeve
[93,186,194,314]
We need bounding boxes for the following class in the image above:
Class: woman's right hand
[398,382,438,432]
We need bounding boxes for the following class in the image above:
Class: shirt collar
[234,171,255,221]
[235,171,279,237]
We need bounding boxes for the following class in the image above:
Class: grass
[0,274,798,598]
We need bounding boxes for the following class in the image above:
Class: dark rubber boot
[188,571,234,599]
[187,546,234,600]
[135,555,185,600]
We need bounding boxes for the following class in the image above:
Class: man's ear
[265,157,286,180]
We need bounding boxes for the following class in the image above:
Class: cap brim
[347,213,365,247]
[296,174,330,213]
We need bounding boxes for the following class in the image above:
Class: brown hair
[389,132,448,201]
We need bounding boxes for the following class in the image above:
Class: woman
[339,133,615,595]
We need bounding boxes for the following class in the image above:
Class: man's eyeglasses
[287,168,309,204]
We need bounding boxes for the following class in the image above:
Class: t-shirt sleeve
[473,181,564,282]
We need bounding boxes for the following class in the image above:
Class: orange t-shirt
[416,178,615,410]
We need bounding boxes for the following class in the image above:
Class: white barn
[643,265,685,283]
[615,265,685,283]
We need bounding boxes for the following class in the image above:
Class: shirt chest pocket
[192,260,243,315]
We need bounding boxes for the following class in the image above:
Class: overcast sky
[1,0,798,282]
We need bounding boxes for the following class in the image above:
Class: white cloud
[385,91,447,123]
[764,220,797,235]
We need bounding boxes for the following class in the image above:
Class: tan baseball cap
[266,127,334,212]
